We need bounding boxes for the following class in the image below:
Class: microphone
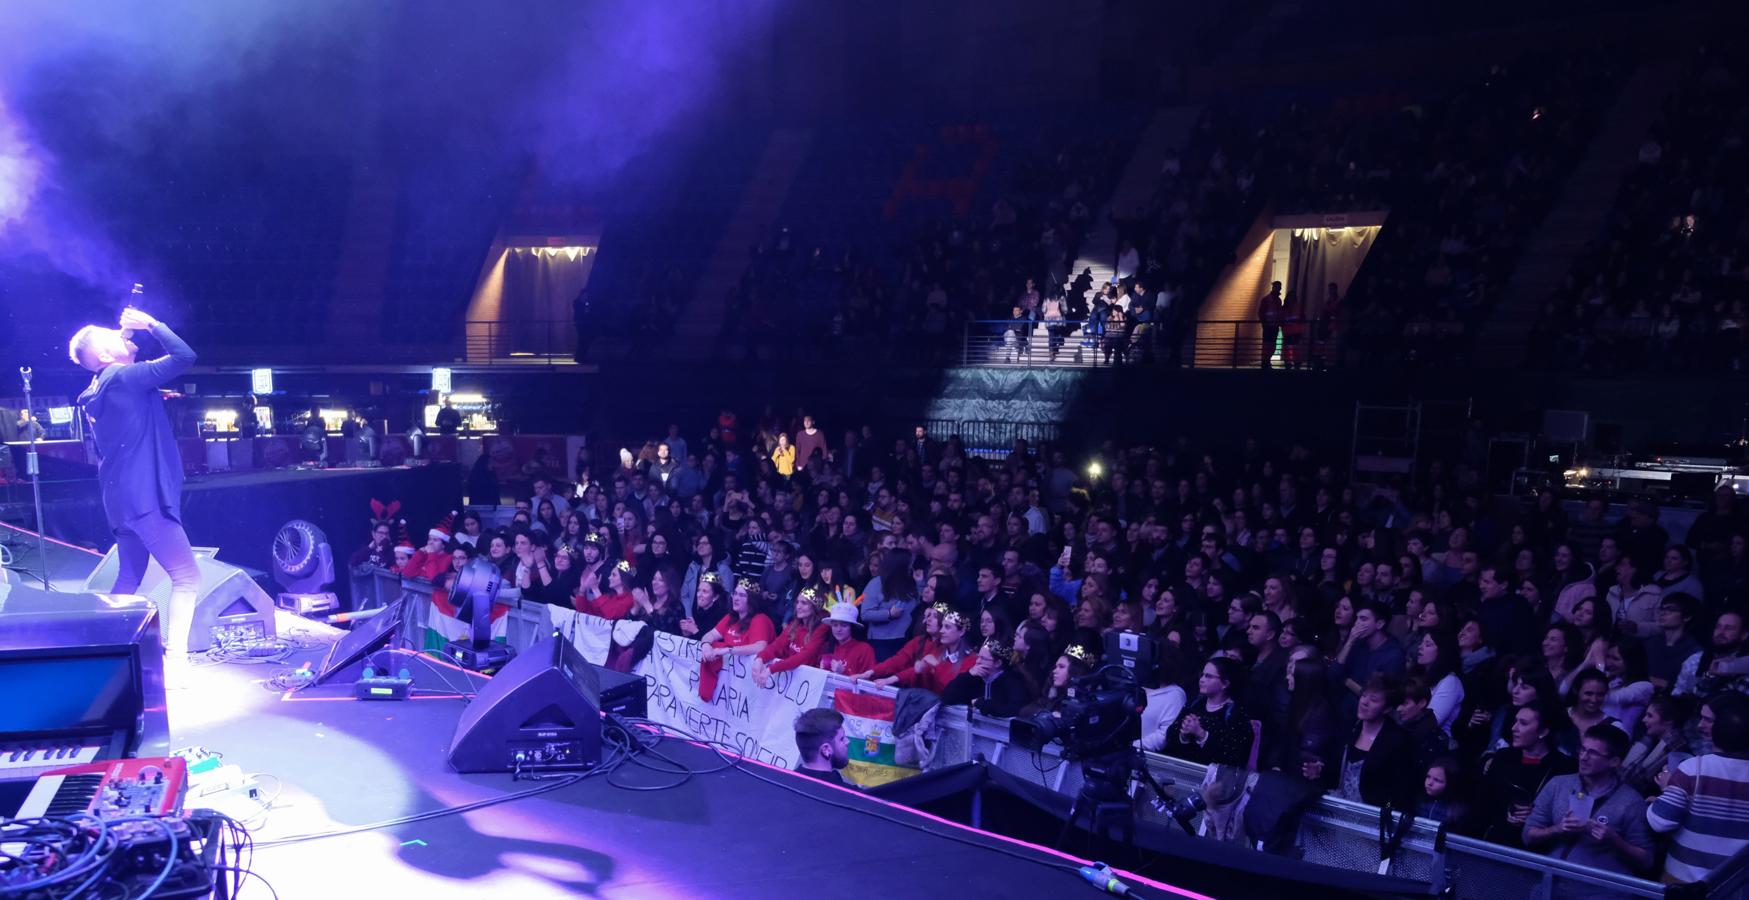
[122,282,144,339]
[19,367,30,388]
[1077,863,1135,898]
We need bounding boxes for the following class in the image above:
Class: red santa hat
[393,542,416,558]
[428,510,457,544]
[395,518,412,547]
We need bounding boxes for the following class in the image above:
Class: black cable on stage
[410,650,483,701]
[253,770,588,848]
[211,866,281,900]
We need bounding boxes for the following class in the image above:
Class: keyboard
[14,757,188,821]
[0,739,104,780]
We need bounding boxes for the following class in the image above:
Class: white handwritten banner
[544,607,829,769]
[545,605,643,663]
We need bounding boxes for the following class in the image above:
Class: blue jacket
[858,575,920,641]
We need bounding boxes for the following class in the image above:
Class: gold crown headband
[700,571,722,585]
[800,586,820,600]
[941,610,970,631]
[736,577,759,593]
[929,602,954,618]
[982,638,1012,659]
[1065,644,1094,664]
[585,532,605,544]
[615,559,634,573]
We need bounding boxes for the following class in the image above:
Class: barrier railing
[962,318,1146,368]
[462,319,576,364]
[961,318,1339,370]
[1187,319,1336,370]
[344,579,1714,897]
[919,419,1060,457]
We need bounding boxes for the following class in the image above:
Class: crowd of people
[724,126,1133,362]
[697,48,1630,373]
[1531,49,1749,374]
[347,413,1749,884]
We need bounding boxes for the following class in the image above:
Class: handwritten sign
[545,607,830,769]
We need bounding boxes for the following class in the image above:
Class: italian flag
[422,588,512,652]
[834,690,917,788]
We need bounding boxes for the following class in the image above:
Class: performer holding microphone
[69,306,200,652]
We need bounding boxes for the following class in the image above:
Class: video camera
[1008,630,1153,759]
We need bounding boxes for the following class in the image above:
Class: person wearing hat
[1019,642,1098,717]
[941,637,1036,718]
[902,609,979,693]
[391,542,416,574]
[753,587,829,686]
[859,599,950,684]
[403,521,455,582]
[696,578,776,701]
[764,596,875,679]
[576,559,638,620]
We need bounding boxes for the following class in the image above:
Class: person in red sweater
[900,609,977,693]
[762,599,875,681]
[753,587,828,684]
[858,601,949,684]
[575,560,637,620]
[391,542,415,574]
[403,525,453,582]
[697,578,775,701]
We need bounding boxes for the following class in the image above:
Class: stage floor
[5,528,1198,899]
[166,630,1201,900]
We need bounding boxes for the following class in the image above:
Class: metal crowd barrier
[344,573,1731,899]
[919,419,1060,458]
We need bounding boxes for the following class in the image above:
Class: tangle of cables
[0,809,272,899]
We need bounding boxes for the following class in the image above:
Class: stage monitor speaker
[83,546,277,653]
[1542,409,1589,444]
[448,633,610,774]
[314,599,407,685]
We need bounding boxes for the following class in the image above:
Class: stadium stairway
[1059,106,1200,296]
[1476,58,1683,367]
[671,129,814,360]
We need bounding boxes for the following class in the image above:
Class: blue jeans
[112,508,201,650]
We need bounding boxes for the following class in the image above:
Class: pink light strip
[0,522,104,556]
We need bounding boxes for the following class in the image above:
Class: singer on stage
[69,309,200,652]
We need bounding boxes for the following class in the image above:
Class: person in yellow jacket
[772,432,797,478]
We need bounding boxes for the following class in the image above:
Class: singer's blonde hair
[68,325,115,370]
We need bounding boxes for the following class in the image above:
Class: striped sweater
[1647,753,1749,883]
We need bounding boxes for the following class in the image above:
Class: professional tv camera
[1007,630,1198,844]
[1008,629,1153,758]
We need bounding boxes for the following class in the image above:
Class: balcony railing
[961,318,1339,370]
[462,319,576,365]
